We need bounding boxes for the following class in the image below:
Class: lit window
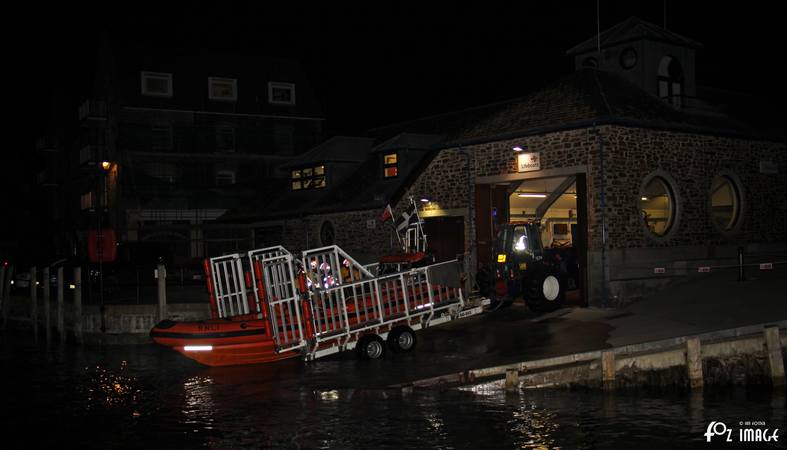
[640,176,676,236]
[291,165,326,190]
[80,192,94,210]
[208,77,237,101]
[384,153,398,178]
[268,82,296,105]
[141,72,173,97]
[711,175,741,231]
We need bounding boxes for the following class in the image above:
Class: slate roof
[566,16,702,55]
[280,136,374,169]
[221,67,782,223]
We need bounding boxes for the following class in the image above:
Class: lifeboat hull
[150,318,300,367]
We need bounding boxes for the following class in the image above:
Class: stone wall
[252,124,787,305]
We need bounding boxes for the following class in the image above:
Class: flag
[379,204,394,224]
[396,203,419,233]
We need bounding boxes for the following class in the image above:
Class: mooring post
[30,266,38,342]
[505,368,520,391]
[74,266,83,344]
[2,265,12,329]
[157,263,167,321]
[0,264,5,323]
[601,351,615,391]
[57,266,64,342]
[43,266,51,343]
[764,327,785,387]
[686,337,703,389]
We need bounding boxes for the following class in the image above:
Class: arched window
[658,56,684,108]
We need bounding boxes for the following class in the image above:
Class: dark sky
[1,1,785,244]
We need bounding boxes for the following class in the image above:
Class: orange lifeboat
[149,317,299,367]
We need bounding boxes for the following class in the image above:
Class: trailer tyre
[356,334,386,360]
[387,326,417,353]
[525,272,565,313]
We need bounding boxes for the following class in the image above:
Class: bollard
[601,351,615,391]
[505,368,520,391]
[157,264,167,321]
[764,327,785,387]
[2,265,13,329]
[57,266,64,342]
[74,267,83,344]
[686,337,703,389]
[0,265,5,320]
[43,267,51,343]
[30,266,38,342]
[737,246,746,281]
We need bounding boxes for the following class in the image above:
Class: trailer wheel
[525,272,565,313]
[356,334,386,360]
[387,326,417,353]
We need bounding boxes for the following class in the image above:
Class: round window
[320,221,335,246]
[639,176,675,236]
[620,48,637,69]
[711,175,741,231]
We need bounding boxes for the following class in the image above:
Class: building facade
[222,18,787,306]
[33,33,325,268]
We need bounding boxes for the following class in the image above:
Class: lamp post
[97,161,112,333]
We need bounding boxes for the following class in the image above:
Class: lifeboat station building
[222,18,787,307]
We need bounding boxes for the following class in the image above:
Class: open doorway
[476,173,588,307]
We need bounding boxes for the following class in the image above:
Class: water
[2,333,784,449]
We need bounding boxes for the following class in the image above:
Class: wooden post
[30,266,38,342]
[505,368,519,391]
[2,265,12,329]
[601,351,615,391]
[686,337,703,389]
[57,267,64,342]
[43,267,51,343]
[764,327,785,387]
[74,266,83,344]
[157,264,167,321]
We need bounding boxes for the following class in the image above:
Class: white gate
[209,253,252,318]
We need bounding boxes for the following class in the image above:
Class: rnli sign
[517,152,540,173]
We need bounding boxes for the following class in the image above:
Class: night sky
[1,2,785,247]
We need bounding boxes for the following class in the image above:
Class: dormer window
[208,77,237,101]
[291,165,326,190]
[141,72,173,97]
[268,82,296,105]
[383,153,398,178]
[657,56,684,108]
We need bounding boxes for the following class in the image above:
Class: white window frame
[215,170,236,186]
[141,71,173,97]
[208,77,238,102]
[268,82,296,105]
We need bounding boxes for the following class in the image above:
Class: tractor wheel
[525,272,565,313]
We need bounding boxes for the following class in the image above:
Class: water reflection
[182,375,215,431]
[82,360,142,415]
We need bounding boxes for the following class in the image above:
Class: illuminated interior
[508,177,577,248]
